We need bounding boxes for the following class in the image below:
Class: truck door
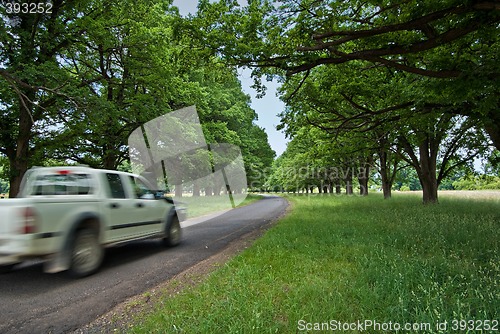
[127,176,165,236]
[103,172,137,242]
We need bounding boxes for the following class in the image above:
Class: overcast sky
[172,0,288,157]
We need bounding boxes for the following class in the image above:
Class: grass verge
[180,194,263,218]
[127,194,499,333]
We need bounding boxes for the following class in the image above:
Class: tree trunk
[358,176,369,196]
[9,155,28,198]
[420,175,438,204]
[380,174,392,199]
[102,148,117,170]
[193,180,200,197]
[214,182,223,196]
[357,157,372,196]
[205,186,213,196]
[175,184,182,197]
[9,96,33,198]
[418,138,439,204]
[344,169,353,195]
[399,131,440,204]
[378,150,392,199]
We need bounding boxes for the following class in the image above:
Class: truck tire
[163,215,181,247]
[69,229,103,278]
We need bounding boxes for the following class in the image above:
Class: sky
[172,0,288,157]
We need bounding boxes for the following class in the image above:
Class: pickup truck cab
[0,166,183,277]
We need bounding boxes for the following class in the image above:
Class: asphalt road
[0,195,288,334]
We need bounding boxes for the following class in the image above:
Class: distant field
[125,193,499,333]
[439,190,500,201]
[397,189,500,201]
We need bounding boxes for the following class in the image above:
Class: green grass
[127,194,499,333]
[179,194,263,218]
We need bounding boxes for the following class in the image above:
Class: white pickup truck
[0,166,183,277]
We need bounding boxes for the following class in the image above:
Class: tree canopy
[1,0,498,203]
[191,0,499,203]
[0,0,274,197]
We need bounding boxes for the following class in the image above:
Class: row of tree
[0,0,275,198]
[193,0,499,203]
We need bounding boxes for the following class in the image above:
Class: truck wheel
[163,215,181,247]
[69,229,103,278]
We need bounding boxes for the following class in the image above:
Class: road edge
[73,195,290,334]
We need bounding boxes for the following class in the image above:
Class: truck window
[105,173,126,199]
[129,176,155,199]
[31,173,93,195]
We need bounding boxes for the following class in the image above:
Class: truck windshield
[30,173,93,195]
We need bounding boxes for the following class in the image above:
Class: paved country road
[0,195,288,334]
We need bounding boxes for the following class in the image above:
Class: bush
[452,175,500,190]
[0,178,9,194]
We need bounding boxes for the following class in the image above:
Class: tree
[52,1,190,170]
[1,0,275,198]
[264,125,374,195]
[276,62,405,198]
[1,0,182,195]
[0,0,100,197]
[397,113,489,203]
[274,52,491,203]
[378,141,404,198]
[244,125,276,190]
[185,59,275,195]
[197,0,500,151]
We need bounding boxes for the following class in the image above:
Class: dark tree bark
[357,155,373,196]
[418,138,439,204]
[399,134,440,204]
[8,94,33,198]
[377,138,402,199]
[344,167,354,195]
[378,149,392,199]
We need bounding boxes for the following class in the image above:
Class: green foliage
[0,156,9,194]
[453,175,500,190]
[394,167,422,191]
[0,173,8,194]
[0,0,275,194]
[484,150,500,176]
[279,42,490,202]
[194,0,498,202]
